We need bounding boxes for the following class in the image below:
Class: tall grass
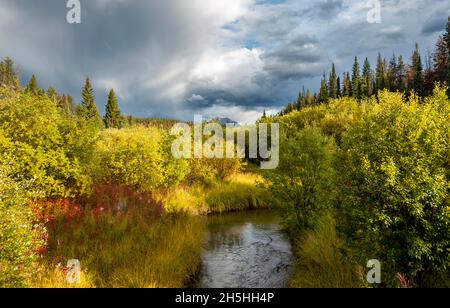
[31,186,205,288]
[290,213,362,288]
[31,172,276,288]
[159,173,275,215]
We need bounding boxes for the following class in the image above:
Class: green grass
[159,172,275,215]
[290,213,363,288]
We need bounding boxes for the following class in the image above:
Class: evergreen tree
[297,86,306,109]
[412,43,425,97]
[58,94,77,116]
[25,75,40,95]
[396,55,407,92]
[80,77,102,126]
[433,36,449,85]
[424,50,434,96]
[47,86,59,102]
[305,89,315,106]
[375,53,388,92]
[351,57,361,99]
[104,89,123,129]
[329,63,338,99]
[336,76,341,97]
[361,57,373,97]
[0,57,20,91]
[342,72,351,97]
[444,16,450,97]
[318,74,329,104]
[387,54,397,92]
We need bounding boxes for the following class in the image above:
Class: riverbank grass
[32,208,205,288]
[290,214,362,288]
[159,172,274,215]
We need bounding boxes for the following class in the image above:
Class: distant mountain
[211,117,240,126]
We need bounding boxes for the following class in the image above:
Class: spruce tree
[375,53,388,92]
[0,58,20,91]
[361,57,373,97]
[424,50,434,96]
[26,75,39,95]
[444,16,450,97]
[343,72,351,97]
[336,76,341,97]
[104,89,123,129]
[396,55,407,92]
[351,57,361,99]
[80,77,102,126]
[388,54,397,92]
[412,43,425,97]
[433,36,449,84]
[305,89,314,106]
[318,74,329,104]
[47,86,59,102]
[329,63,338,99]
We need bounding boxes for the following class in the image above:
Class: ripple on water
[195,211,294,288]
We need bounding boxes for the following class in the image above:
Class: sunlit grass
[290,213,362,288]
[158,172,275,215]
[31,207,205,288]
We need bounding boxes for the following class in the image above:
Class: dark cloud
[422,12,448,35]
[302,0,345,20]
[0,0,449,123]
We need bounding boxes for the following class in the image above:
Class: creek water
[194,210,294,288]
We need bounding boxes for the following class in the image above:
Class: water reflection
[195,210,293,288]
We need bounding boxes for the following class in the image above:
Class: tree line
[0,61,124,129]
[281,17,450,114]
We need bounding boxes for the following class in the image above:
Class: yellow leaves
[94,126,189,192]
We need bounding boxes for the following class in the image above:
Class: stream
[194,210,294,288]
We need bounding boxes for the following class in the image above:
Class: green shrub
[338,88,450,286]
[0,89,92,198]
[266,126,337,234]
[0,163,45,287]
[94,126,189,192]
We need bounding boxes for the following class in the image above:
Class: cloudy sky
[0,0,449,123]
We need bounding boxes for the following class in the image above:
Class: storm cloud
[0,0,449,123]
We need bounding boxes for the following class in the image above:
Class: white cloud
[0,0,449,122]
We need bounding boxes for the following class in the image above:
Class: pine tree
[361,57,373,97]
[396,55,407,92]
[26,75,39,95]
[104,89,123,129]
[387,54,397,92]
[375,53,388,92]
[47,86,59,102]
[297,86,306,109]
[58,94,77,116]
[318,74,329,104]
[444,16,450,97]
[343,72,351,97]
[0,57,20,91]
[305,89,315,106]
[351,57,361,99]
[336,76,341,97]
[329,63,338,99]
[412,43,425,97]
[433,36,449,84]
[80,77,102,126]
[424,50,434,96]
